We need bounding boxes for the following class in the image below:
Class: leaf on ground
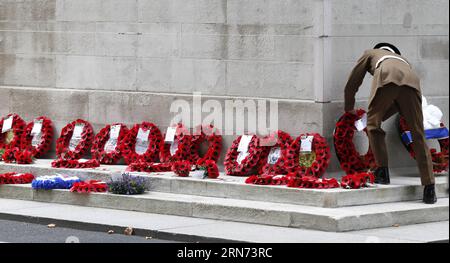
[124,227,134,236]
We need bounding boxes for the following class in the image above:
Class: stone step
[0,184,448,232]
[0,160,448,208]
[1,199,448,243]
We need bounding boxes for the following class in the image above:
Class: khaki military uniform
[344,49,434,186]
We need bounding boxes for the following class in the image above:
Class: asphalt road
[0,219,176,243]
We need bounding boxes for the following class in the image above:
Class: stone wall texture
[1,0,448,170]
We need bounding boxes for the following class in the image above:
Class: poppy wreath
[2,147,33,164]
[91,123,129,164]
[70,180,107,193]
[51,158,100,169]
[20,116,53,158]
[256,130,293,177]
[285,133,331,178]
[189,124,223,164]
[0,114,26,150]
[0,172,35,185]
[224,135,264,176]
[286,175,340,189]
[160,123,192,163]
[56,119,94,160]
[333,109,377,174]
[340,172,375,189]
[398,117,449,173]
[120,122,163,164]
[171,160,192,177]
[245,174,291,186]
[128,160,173,173]
[196,159,220,179]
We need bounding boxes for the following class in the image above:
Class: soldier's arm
[344,51,370,112]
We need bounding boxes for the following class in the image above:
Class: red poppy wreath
[399,117,449,173]
[340,172,375,189]
[224,135,264,176]
[120,122,163,164]
[91,123,129,164]
[128,160,173,173]
[172,160,192,177]
[195,159,220,179]
[245,174,292,186]
[20,116,53,158]
[56,119,94,160]
[0,172,35,185]
[257,130,293,176]
[285,133,331,178]
[189,124,222,164]
[286,175,340,189]
[2,147,33,164]
[333,109,377,174]
[0,114,26,150]
[70,180,107,193]
[51,158,100,169]
[159,123,192,163]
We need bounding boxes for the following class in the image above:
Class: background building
[1,0,448,171]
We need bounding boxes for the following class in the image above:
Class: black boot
[374,167,390,185]
[423,184,437,204]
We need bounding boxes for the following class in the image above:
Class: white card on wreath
[109,124,121,139]
[170,139,179,156]
[31,120,43,135]
[165,126,177,143]
[236,151,249,165]
[103,125,121,153]
[2,116,13,133]
[137,128,150,141]
[135,128,150,155]
[73,124,85,139]
[355,113,367,132]
[300,135,314,153]
[237,135,253,153]
[267,147,281,164]
[31,133,42,147]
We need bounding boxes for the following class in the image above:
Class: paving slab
[0,199,447,243]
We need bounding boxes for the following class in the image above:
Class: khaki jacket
[344,49,421,112]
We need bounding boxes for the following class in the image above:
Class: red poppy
[0,114,26,150]
[120,122,163,164]
[91,123,129,164]
[285,133,331,178]
[172,160,192,177]
[55,119,94,160]
[0,172,34,184]
[70,180,107,193]
[333,109,376,174]
[51,158,100,169]
[128,160,173,173]
[20,116,53,158]
[160,123,192,163]
[189,124,223,164]
[224,135,264,176]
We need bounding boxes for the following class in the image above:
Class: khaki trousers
[367,84,435,186]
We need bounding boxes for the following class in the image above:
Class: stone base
[0,160,448,232]
[0,160,448,208]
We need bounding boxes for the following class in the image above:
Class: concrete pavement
[0,219,176,243]
[0,198,447,243]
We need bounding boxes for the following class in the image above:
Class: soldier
[344,43,437,204]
